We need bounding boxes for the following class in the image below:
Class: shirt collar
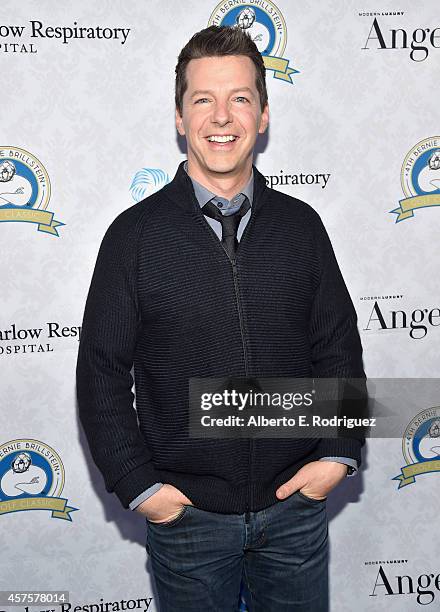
[183,160,254,208]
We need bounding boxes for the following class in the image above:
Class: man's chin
[203,159,249,176]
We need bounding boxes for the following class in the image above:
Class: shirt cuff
[319,456,358,476]
[128,482,164,510]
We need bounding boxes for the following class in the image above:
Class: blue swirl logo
[130,167,170,202]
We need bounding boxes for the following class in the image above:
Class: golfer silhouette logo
[391,136,440,222]
[393,407,440,488]
[0,146,64,235]
[0,439,77,520]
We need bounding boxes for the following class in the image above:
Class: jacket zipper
[231,258,252,524]
[196,196,265,524]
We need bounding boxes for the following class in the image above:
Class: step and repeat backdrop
[2,1,439,610]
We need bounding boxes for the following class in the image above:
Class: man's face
[176,55,269,182]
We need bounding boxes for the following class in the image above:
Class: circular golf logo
[0,439,77,520]
[393,407,440,488]
[0,147,64,235]
[208,1,298,84]
[391,136,440,222]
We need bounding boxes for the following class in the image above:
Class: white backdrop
[2,1,440,610]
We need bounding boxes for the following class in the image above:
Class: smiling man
[175,53,268,197]
[77,26,365,612]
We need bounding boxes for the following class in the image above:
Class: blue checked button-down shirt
[128,165,358,510]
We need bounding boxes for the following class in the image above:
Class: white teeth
[207,135,236,142]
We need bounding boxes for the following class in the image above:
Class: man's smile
[204,134,241,151]
[206,135,238,142]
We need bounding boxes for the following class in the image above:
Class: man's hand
[135,484,193,523]
[276,460,348,501]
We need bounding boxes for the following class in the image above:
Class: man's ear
[258,103,269,135]
[175,108,186,136]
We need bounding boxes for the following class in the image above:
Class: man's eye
[235,96,249,103]
[195,98,210,104]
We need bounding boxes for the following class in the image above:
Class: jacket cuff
[112,463,161,509]
[314,438,362,466]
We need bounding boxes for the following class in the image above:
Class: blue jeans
[145,490,328,611]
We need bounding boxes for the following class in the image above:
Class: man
[77,25,365,612]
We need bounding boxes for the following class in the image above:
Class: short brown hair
[175,25,268,114]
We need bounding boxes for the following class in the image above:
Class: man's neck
[186,160,253,200]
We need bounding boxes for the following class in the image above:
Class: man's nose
[211,100,232,126]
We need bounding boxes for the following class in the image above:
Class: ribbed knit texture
[76,162,365,511]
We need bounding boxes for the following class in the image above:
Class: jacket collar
[162,160,268,214]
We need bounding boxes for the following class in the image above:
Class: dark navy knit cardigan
[76,161,365,513]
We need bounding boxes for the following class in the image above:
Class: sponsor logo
[393,407,440,489]
[208,1,299,84]
[359,12,405,17]
[359,294,403,301]
[391,137,440,222]
[265,169,330,190]
[368,560,440,606]
[0,321,81,356]
[0,147,64,236]
[59,596,154,612]
[0,439,77,520]
[0,21,130,54]
[130,168,170,203]
[363,300,440,339]
[362,17,440,62]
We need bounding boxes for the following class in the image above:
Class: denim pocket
[146,504,192,528]
[296,491,327,505]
